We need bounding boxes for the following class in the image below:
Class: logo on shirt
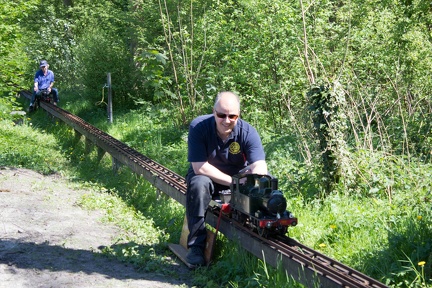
[229,142,241,154]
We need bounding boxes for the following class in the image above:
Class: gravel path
[0,167,191,288]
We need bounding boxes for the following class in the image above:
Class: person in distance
[185,91,268,266]
[29,60,59,109]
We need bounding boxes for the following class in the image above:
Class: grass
[1,93,431,287]
[0,116,67,175]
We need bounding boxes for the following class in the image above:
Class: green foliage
[18,1,76,90]
[6,0,430,162]
[307,83,350,194]
[264,136,321,200]
[0,0,38,96]
[381,213,432,287]
[134,49,172,104]
[0,96,24,122]
[337,0,432,159]
[73,27,134,106]
[182,0,306,125]
[348,150,432,203]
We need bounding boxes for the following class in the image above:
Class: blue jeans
[30,88,59,105]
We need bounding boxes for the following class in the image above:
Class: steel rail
[19,91,388,288]
[206,208,387,288]
[275,237,387,288]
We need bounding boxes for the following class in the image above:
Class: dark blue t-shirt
[34,69,55,90]
[187,114,266,176]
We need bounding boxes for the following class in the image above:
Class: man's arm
[48,71,55,92]
[34,81,38,92]
[248,160,268,175]
[191,159,268,186]
[191,161,232,186]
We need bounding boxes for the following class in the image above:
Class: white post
[107,73,113,124]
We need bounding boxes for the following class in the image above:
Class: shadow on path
[0,238,188,286]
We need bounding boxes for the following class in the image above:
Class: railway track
[19,91,388,288]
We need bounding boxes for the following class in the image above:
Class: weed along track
[20,91,388,288]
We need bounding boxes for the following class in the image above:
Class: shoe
[186,246,205,266]
[28,105,33,112]
[53,102,57,106]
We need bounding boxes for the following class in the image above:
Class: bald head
[213,91,240,114]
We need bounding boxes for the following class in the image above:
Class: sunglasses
[214,110,239,121]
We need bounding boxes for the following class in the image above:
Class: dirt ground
[0,167,192,288]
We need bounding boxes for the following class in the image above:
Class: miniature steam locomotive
[29,89,53,112]
[217,174,297,237]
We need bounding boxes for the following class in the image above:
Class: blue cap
[39,60,48,67]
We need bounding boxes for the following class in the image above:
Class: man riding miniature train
[185,91,268,267]
[29,60,59,110]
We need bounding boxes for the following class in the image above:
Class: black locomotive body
[219,174,297,237]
